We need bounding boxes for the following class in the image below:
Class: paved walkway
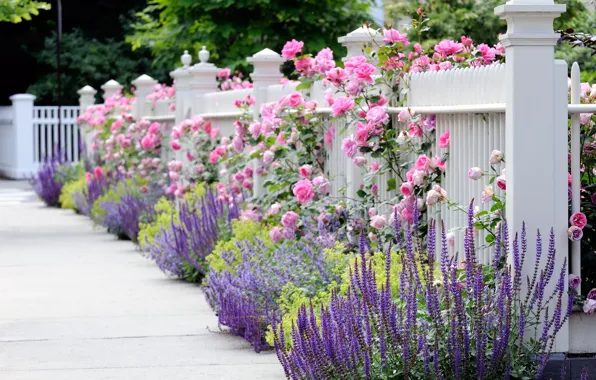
[0,181,284,380]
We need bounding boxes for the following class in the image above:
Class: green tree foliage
[27,29,171,104]
[0,0,50,23]
[127,0,377,72]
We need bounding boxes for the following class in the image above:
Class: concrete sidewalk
[0,191,284,379]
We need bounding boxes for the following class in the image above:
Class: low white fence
[76,0,596,353]
[0,97,80,179]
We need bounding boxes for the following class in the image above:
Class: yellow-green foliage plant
[59,174,86,211]
[90,178,140,226]
[205,219,273,274]
[265,247,423,348]
[137,182,206,250]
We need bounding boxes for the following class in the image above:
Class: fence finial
[100,79,123,102]
[198,46,210,64]
[181,50,192,68]
[338,26,383,61]
[77,85,97,112]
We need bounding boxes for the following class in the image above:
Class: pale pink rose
[299,164,313,178]
[584,299,596,314]
[571,212,588,229]
[269,227,284,243]
[324,125,335,147]
[355,122,370,146]
[446,232,455,247]
[496,175,506,190]
[324,88,335,106]
[248,122,261,139]
[344,55,367,73]
[293,179,315,205]
[569,225,583,241]
[426,190,440,205]
[368,207,377,217]
[398,109,412,123]
[353,156,368,167]
[269,203,282,215]
[341,137,358,158]
[169,171,180,182]
[415,155,431,171]
[468,167,483,180]
[282,39,304,59]
[312,175,330,194]
[263,150,275,164]
[365,107,389,126]
[414,43,423,54]
[580,113,593,126]
[482,185,494,203]
[489,150,504,165]
[281,211,299,229]
[439,130,450,148]
[438,61,453,71]
[382,28,410,45]
[569,274,581,290]
[370,161,380,172]
[288,92,304,107]
[232,136,244,153]
[282,227,296,240]
[412,170,426,186]
[326,67,349,86]
[370,215,386,229]
[331,96,355,117]
[400,182,413,197]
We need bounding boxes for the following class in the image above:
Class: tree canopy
[127,0,377,72]
[0,0,50,23]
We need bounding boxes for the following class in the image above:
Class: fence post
[9,94,36,179]
[170,50,193,124]
[189,46,220,114]
[100,79,123,102]
[338,27,383,200]
[77,85,96,112]
[131,75,158,121]
[495,0,569,352]
[77,85,97,162]
[247,48,285,197]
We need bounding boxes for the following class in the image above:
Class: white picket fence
[0,95,80,179]
[75,0,596,353]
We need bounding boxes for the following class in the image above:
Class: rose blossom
[568,226,583,241]
[400,182,413,197]
[269,227,283,243]
[370,215,386,229]
[482,185,494,203]
[468,167,483,180]
[312,176,330,195]
[353,156,367,167]
[287,92,304,107]
[269,203,282,215]
[569,274,581,290]
[446,232,455,247]
[262,150,275,164]
[171,140,182,151]
[365,106,389,126]
[439,130,450,148]
[281,211,299,229]
[341,137,358,158]
[282,227,296,240]
[496,175,506,190]
[489,150,504,165]
[299,164,313,178]
[370,161,380,172]
[382,28,409,45]
[415,154,430,171]
[398,109,412,123]
[331,96,355,117]
[584,288,596,314]
[571,212,588,229]
[281,39,304,59]
[326,68,349,86]
[293,179,315,205]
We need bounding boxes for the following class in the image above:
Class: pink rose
[496,175,506,190]
[269,203,282,215]
[355,122,370,146]
[344,55,367,73]
[353,156,367,167]
[93,166,103,178]
[382,28,410,45]
[569,225,583,241]
[331,96,355,117]
[569,274,581,290]
[312,175,330,195]
[269,227,283,243]
[299,164,313,178]
[468,167,483,180]
[439,130,450,148]
[584,299,596,314]
[287,93,304,107]
[489,150,504,165]
[324,88,334,106]
[434,40,463,56]
[324,125,335,147]
[400,182,413,197]
[341,137,358,158]
[263,150,275,164]
[446,232,455,247]
[281,211,299,229]
[370,215,386,229]
[326,67,349,86]
[282,227,296,240]
[415,154,430,171]
[370,161,380,172]
[281,39,304,59]
[217,68,231,80]
[365,107,389,126]
[171,140,182,151]
[293,179,315,205]
[398,109,412,123]
[571,212,588,229]
[354,63,376,84]
[580,113,593,126]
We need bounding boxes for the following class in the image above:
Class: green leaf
[357,189,367,198]
[387,178,397,191]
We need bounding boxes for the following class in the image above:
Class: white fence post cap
[247,48,285,63]
[9,94,36,101]
[101,79,123,90]
[77,85,97,95]
[181,50,192,68]
[132,74,157,86]
[338,26,383,44]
